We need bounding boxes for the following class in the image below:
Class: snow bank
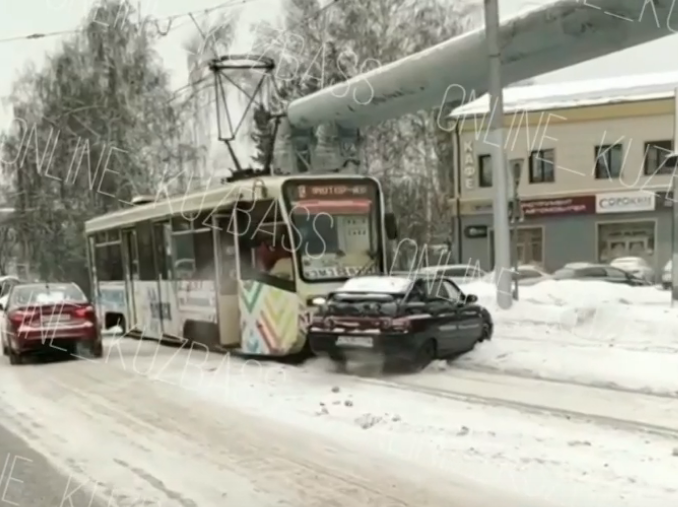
[454,280,678,395]
[461,280,675,337]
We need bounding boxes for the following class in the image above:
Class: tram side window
[94,240,124,281]
[153,224,169,280]
[136,222,156,281]
[193,230,215,280]
[172,233,196,280]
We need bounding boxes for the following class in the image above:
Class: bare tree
[0,0,197,290]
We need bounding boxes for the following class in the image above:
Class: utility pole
[672,87,678,305]
[484,0,512,309]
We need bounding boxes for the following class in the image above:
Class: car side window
[580,267,606,278]
[441,280,462,303]
[0,280,16,298]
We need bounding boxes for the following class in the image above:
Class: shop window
[489,227,543,267]
[644,140,673,176]
[594,144,624,179]
[478,154,492,187]
[597,221,655,264]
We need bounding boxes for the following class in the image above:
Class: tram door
[215,214,240,346]
[121,229,138,328]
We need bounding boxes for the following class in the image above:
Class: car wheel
[328,351,347,373]
[409,339,436,373]
[91,341,103,359]
[480,320,493,342]
[8,346,22,365]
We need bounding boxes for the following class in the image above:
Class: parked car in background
[0,276,22,311]
[661,260,672,290]
[513,264,551,286]
[609,256,655,284]
[0,282,102,365]
[483,264,550,286]
[552,264,650,286]
[562,261,595,270]
[416,264,487,286]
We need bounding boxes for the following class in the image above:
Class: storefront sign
[521,195,595,217]
[462,142,475,190]
[463,195,595,217]
[596,191,655,214]
[655,191,675,208]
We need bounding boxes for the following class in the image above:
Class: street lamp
[664,151,678,305]
[484,0,512,309]
[509,158,523,300]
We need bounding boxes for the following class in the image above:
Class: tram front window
[284,180,382,282]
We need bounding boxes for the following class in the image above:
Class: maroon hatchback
[0,283,103,364]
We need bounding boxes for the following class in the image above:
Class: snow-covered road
[0,337,675,507]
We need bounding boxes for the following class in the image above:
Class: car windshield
[9,284,87,308]
[336,276,411,294]
[611,258,644,268]
[283,180,382,282]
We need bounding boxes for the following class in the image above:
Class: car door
[421,278,461,355]
[442,279,482,349]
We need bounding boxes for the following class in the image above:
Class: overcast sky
[2,0,678,125]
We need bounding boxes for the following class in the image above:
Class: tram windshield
[282,179,382,282]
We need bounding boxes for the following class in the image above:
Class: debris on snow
[355,413,382,429]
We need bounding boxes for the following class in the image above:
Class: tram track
[296,358,678,439]
[98,337,678,439]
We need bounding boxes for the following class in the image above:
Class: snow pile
[460,280,675,337]
[454,280,678,395]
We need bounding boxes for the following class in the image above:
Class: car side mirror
[465,294,478,304]
[384,212,398,240]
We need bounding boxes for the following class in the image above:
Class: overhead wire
[0,0,253,44]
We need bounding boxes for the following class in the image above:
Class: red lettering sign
[521,195,595,217]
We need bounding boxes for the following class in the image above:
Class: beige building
[449,72,678,273]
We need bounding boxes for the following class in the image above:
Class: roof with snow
[449,71,678,118]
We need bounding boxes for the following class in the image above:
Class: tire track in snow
[293,358,678,438]
[0,357,550,507]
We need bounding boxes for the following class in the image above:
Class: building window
[595,144,624,179]
[597,221,655,265]
[478,154,492,187]
[490,227,543,267]
[528,149,555,183]
[644,140,673,176]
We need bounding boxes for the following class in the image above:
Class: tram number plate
[336,336,373,348]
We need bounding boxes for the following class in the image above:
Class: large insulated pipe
[287,0,678,129]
